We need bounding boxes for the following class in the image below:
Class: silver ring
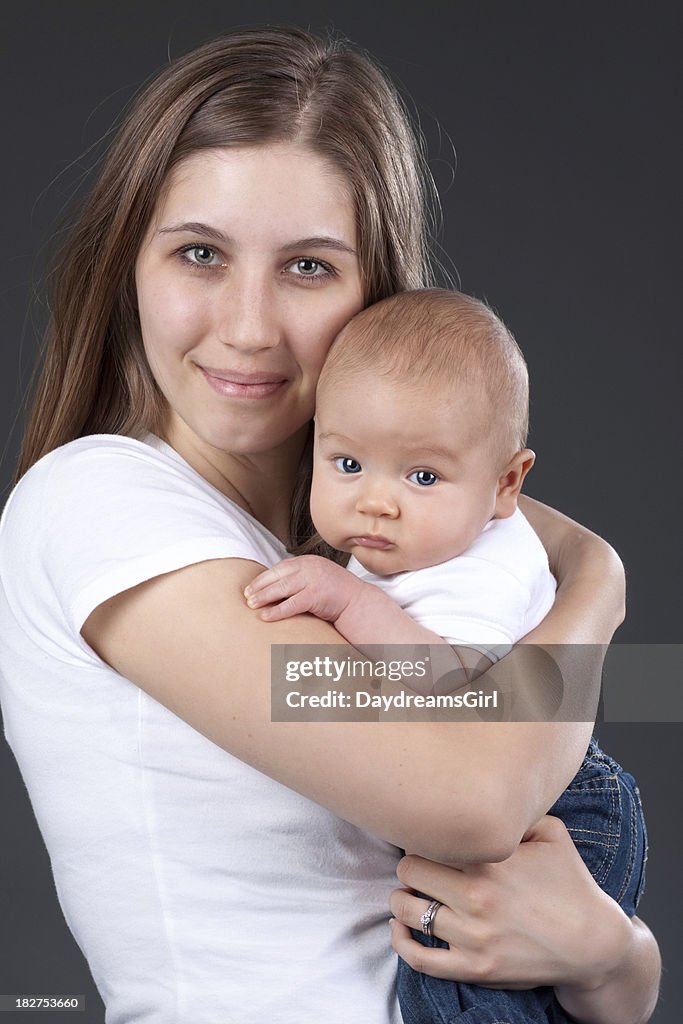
[420,899,443,937]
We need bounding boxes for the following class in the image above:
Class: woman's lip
[199,366,287,398]
[351,535,394,550]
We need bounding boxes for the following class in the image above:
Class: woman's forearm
[519,495,626,644]
[554,916,661,1024]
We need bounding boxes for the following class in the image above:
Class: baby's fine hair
[318,288,529,459]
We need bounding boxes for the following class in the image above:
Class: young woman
[0,27,659,1024]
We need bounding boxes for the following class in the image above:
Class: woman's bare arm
[82,533,606,865]
[519,495,626,644]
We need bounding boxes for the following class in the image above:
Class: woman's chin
[200,418,311,458]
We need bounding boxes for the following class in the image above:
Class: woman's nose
[355,485,399,519]
[216,273,281,353]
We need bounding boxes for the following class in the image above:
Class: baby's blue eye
[409,470,439,486]
[334,457,362,474]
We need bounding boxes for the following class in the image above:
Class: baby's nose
[355,488,399,519]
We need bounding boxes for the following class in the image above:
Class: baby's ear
[494,449,535,518]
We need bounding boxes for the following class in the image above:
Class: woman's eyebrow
[158,221,228,242]
[157,223,357,257]
[283,236,358,257]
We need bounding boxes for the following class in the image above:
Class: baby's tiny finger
[259,605,288,621]
[244,570,276,597]
[268,593,311,619]
[246,576,297,609]
[245,585,279,608]
[244,558,297,596]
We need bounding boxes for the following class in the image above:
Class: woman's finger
[396,853,469,905]
[389,887,454,940]
[390,919,467,980]
[391,919,522,988]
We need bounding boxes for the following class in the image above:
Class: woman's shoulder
[2,432,286,560]
[1,433,287,644]
[13,433,187,492]
[5,433,236,522]
[6,434,161,501]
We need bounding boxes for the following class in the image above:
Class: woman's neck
[160,417,310,545]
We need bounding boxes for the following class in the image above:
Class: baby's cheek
[418,508,471,565]
[309,480,341,547]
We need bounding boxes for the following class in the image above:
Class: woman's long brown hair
[18,27,441,549]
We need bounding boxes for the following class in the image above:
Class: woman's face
[135,143,364,457]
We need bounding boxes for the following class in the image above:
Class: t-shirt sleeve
[0,437,286,662]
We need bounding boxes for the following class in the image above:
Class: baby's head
[310,288,535,575]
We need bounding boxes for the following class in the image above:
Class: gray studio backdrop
[2,3,681,1022]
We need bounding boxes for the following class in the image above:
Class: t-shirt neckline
[140,432,289,556]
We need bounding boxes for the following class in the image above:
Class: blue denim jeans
[397,738,648,1024]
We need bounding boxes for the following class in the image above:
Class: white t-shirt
[0,435,401,1024]
[348,509,556,657]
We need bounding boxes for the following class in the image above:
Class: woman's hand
[391,815,628,988]
[390,815,660,1024]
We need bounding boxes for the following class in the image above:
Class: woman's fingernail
[244,585,252,597]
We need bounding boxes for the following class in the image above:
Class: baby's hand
[244,556,363,623]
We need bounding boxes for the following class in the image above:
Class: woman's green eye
[409,470,439,486]
[191,246,216,264]
[287,256,335,280]
[295,258,320,275]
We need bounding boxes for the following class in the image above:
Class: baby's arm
[245,557,484,697]
[245,555,445,648]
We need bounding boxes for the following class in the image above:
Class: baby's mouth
[350,535,395,550]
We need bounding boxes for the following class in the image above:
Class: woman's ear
[494,449,535,518]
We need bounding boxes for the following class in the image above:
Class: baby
[246,289,647,1021]
[247,289,552,665]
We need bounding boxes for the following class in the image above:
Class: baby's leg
[396,960,570,1023]
[547,736,648,918]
